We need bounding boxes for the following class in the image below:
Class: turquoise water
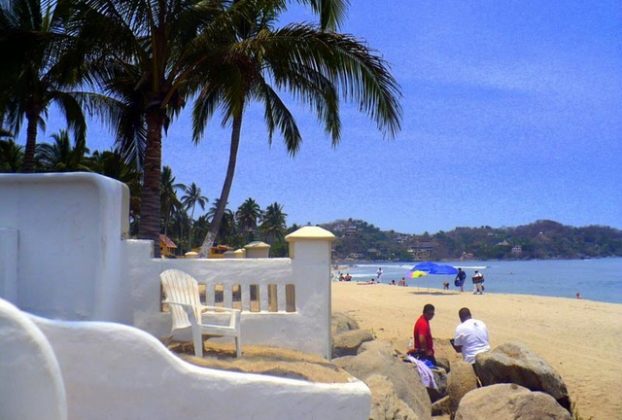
[340,258,622,304]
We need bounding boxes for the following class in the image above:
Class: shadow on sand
[408,290,461,296]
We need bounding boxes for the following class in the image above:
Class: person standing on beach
[412,304,436,364]
[376,267,383,282]
[472,271,484,294]
[455,268,466,292]
[450,307,490,363]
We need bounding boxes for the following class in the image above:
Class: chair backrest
[160,269,202,331]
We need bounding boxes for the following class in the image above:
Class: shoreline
[332,282,622,419]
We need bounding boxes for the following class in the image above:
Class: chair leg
[235,336,241,358]
[192,330,203,358]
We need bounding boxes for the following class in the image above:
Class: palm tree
[195,4,401,256]
[260,202,287,244]
[0,0,89,172]
[77,0,242,256]
[160,166,185,236]
[207,198,235,245]
[0,138,24,172]
[79,0,359,257]
[236,198,262,244]
[180,182,208,247]
[88,149,142,223]
[36,129,90,171]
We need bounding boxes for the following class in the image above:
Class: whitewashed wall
[0,173,131,322]
[33,314,371,420]
[0,173,333,357]
[0,299,67,420]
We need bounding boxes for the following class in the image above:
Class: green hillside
[320,219,622,261]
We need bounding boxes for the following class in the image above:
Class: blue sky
[31,0,622,234]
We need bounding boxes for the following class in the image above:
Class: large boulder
[367,374,418,420]
[473,342,570,410]
[446,360,478,415]
[455,383,572,420]
[430,396,451,416]
[332,329,374,358]
[331,312,360,335]
[334,340,432,420]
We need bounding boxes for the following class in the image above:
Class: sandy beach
[332,282,622,419]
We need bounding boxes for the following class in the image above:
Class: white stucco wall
[0,173,131,322]
[33,315,371,420]
[0,299,67,420]
[0,173,334,356]
[0,228,18,302]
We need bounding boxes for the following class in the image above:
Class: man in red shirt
[413,303,436,363]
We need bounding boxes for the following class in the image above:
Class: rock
[473,342,570,410]
[427,367,448,402]
[331,329,374,358]
[367,374,418,420]
[431,396,451,416]
[455,383,572,420]
[334,340,432,420]
[331,312,360,335]
[446,360,478,415]
[435,357,451,373]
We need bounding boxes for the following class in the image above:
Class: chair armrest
[164,300,199,324]
[198,305,241,329]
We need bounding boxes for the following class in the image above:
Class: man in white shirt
[450,307,490,363]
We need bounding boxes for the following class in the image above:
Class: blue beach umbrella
[411,262,458,275]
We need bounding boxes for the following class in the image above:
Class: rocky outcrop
[367,374,418,420]
[331,312,360,335]
[455,383,572,420]
[334,340,432,420]
[446,360,478,415]
[473,342,570,410]
[332,329,374,358]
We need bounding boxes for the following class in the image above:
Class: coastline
[332,282,622,419]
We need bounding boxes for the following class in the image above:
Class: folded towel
[405,355,438,389]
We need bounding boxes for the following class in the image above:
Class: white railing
[127,227,334,358]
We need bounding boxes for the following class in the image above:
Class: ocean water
[338,258,622,304]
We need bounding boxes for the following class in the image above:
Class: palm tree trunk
[199,112,243,257]
[22,112,39,172]
[139,110,164,257]
[188,205,195,249]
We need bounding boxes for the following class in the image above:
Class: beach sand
[332,282,622,419]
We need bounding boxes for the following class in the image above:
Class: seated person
[410,304,436,365]
[450,307,490,363]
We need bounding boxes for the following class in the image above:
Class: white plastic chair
[160,269,241,357]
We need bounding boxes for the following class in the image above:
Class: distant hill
[320,219,622,261]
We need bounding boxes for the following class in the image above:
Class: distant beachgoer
[450,307,490,363]
[391,279,396,285]
[358,278,377,285]
[442,281,450,290]
[472,271,484,295]
[576,292,582,299]
[410,304,436,365]
[376,267,384,281]
[399,277,407,286]
[455,268,466,292]
[345,273,352,282]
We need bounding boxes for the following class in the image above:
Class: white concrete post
[0,228,19,303]
[244,241,271,258]
[285,226,335,359]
